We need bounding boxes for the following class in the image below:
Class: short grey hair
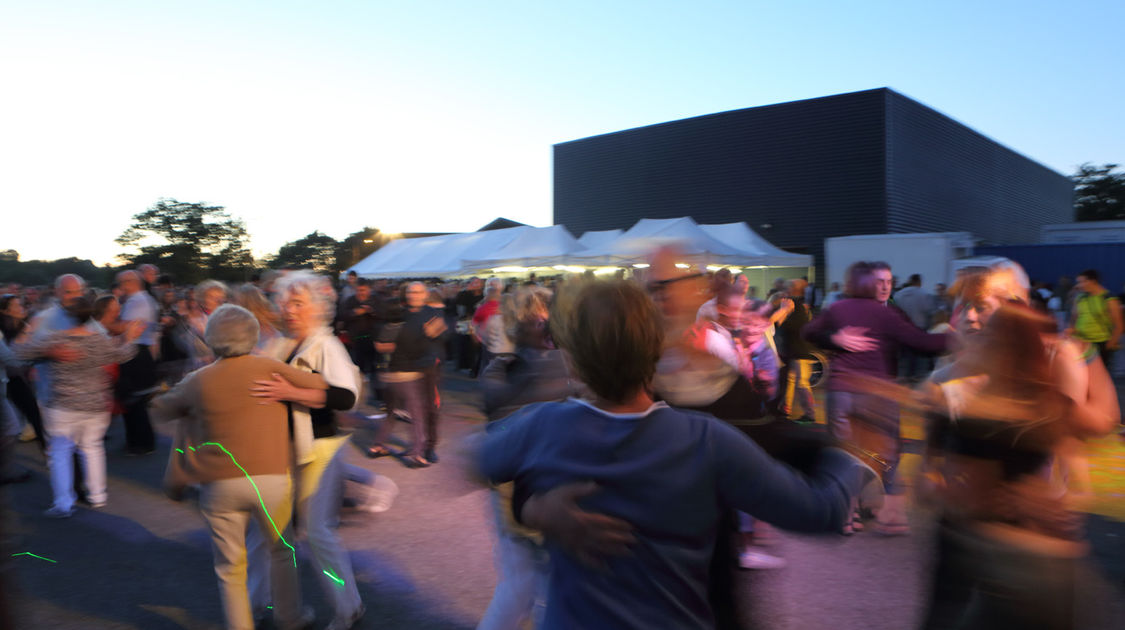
[55,273,86,290]
[196,279,230,300]
[273,270,337,325]
[204,304,260,357]
[115,270,139,284]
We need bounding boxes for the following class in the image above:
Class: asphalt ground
[2,370,1123,629]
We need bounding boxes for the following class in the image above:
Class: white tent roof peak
[577,229,624,250]
[461,224,585,270]
[698,222,812,267]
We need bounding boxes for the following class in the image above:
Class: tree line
[1,199,396,286]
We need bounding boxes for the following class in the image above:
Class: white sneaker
[359,475,399,513]
[738,548,787,570]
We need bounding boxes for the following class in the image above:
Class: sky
[2,0,1123,265]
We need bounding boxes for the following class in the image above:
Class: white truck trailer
[824,232,975,292]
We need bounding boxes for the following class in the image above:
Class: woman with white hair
[152,304,325,630]
[248,270,367,630]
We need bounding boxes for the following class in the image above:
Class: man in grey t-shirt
[116,270,159,455]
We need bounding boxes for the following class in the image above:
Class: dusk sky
[3,1,1122,264]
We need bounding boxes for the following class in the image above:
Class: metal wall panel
[884,91,1073,243]
[552,88,1075,276]
[553,89,891,267]
[975,243,1125,294]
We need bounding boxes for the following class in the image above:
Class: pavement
[2,369,1123,629]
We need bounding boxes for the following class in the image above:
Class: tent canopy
[698,222,812,267]
[566,217,810,268]
[576,229,624,250]
[347,217,811,277]
[349,226,533,278]
[461,225,586,270]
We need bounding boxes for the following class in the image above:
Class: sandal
[365,445,392,459]
[403,454,430,469]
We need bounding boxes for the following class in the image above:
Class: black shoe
[424,448,439,464]
[793,416,817,425]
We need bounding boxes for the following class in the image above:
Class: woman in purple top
[803,261,950,534]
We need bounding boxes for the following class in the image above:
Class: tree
[0,256,114,287]
[0,250,18,262]
[268,231,340,272]
[334,227,394,273]
[1073,163,1125,222]
[116,198,254,283]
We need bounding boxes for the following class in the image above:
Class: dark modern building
[553,88,1074,276]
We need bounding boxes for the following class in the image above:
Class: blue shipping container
[975,243,1125,293]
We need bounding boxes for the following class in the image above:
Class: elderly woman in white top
[246,271,367,630]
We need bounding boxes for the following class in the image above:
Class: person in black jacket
[776,278,817,423]
[338,279,381,404]
[368,282,446,467]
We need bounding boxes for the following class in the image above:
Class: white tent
[348,217,810,278]
[460,225,585,271]
[699,222,813,267]
[576,229,624,250]
[348,226,533,278]
[565,217,808,268]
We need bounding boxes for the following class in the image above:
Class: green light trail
[11,552,56,563]
[198,442,297,568]
[323,568,345,587]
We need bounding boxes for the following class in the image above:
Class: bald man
[28,275,88,401]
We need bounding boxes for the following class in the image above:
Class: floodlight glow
[631,263,650,269]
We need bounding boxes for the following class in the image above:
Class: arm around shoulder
[273,359,328,391]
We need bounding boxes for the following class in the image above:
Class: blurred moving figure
[247,271,368,630]
[804,261,950,535]
[151,304,324,630]
[1,293,46,450]
[474,278,515,374]
[777,278,817,423]
[114,270,160,455]
[1066,268,1123,369]
[478,285,581,630]
[912,266,1121,630]
[480,280,875,630]
[15,295,141,516]
[369,281,447,467]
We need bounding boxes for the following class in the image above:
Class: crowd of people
[0,253,1122,630]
